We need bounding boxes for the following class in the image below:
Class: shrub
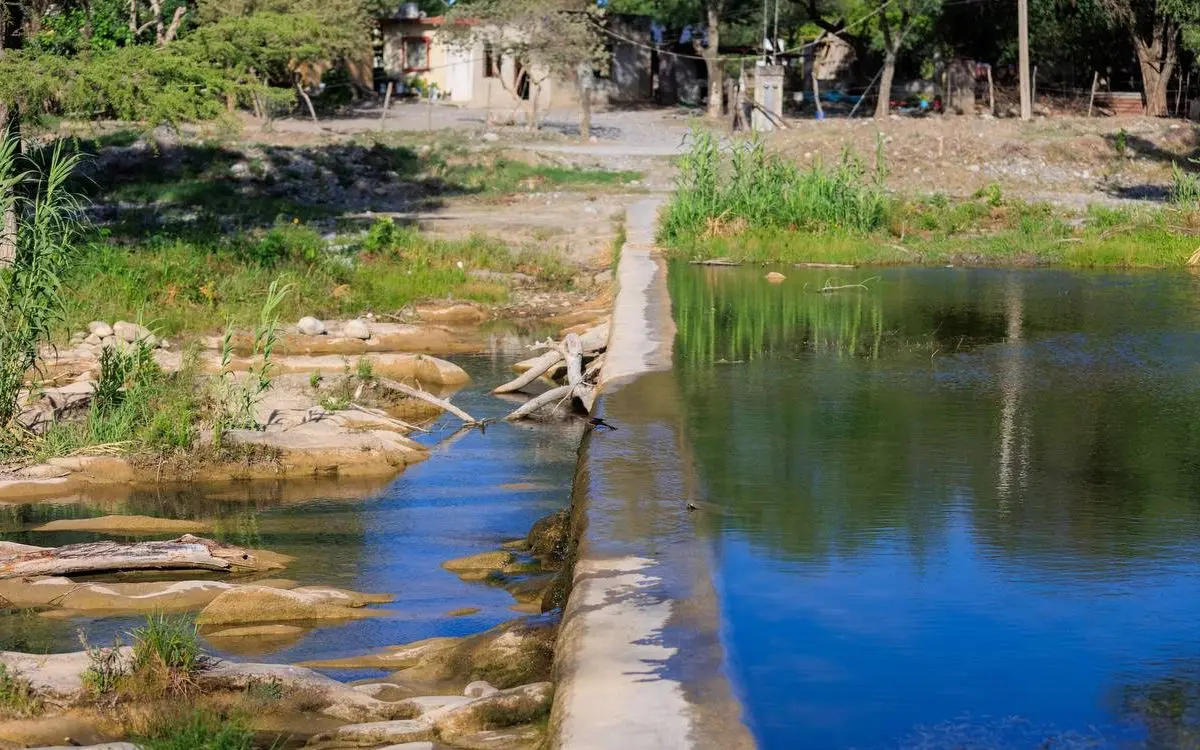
[126,613,203,699]
[243,221,325,266]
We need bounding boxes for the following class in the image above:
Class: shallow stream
[0,350,582,678]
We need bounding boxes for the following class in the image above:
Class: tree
[445,0,607,134]
[807,0,941,118]
[1098,0,1200,116]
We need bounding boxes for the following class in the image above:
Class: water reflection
[670,264,1200,748]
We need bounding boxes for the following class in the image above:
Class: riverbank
[661,130,1200,270]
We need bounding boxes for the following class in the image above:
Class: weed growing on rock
[0,663,41,717]
[217,279,290,432]
[80,633,126,698]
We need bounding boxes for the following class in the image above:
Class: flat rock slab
[0,648,132,703]
[299,636,459,670]
[32,514,210,534]
[307,718,435,747]
[0,576,296,614]
[195,585,393,626]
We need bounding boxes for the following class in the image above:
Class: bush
[659,130,888,245]
[242,221,325,266]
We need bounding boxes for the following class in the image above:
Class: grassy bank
[62,219,568,337]
[661,132,1200,268]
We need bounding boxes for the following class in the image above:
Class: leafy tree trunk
[875,50,897,118]
[576,62,593,139]
[695,3,724,119]
[1132,16,1177,116]
[873,8,909,119]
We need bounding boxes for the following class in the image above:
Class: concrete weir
[549,199,755,750]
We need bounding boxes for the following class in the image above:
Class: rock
[481,132,500,142]
[32,514,209,534]
[344,319,371,340]
[308,719,434,747]
[112,320,153,344]
[300,636,459,670]
[298,316,327,336]
[464,681,499,698]
[195,585,393,626]
[205,624,306,639]
[0,648,133,703]
[390,617,557,690]
[414,303,488,326]
[0,577,298,614]
[442,551,514,581]
[87,321,114,337]
[435,682,553,746]
[765,272,786,283]
[592,270,613,286]
[83,332,103,346]
[447,607,481,617]
[100,335,116,348]
[200,659,391,722]
[526,510,569,562]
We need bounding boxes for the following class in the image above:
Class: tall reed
[0,134,85,444]
[659,131,889,245]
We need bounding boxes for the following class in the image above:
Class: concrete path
[549,199,755,750]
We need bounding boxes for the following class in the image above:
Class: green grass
[137,708,255,750]
[0,663,42,718]
[61,220,569,338]
[38,344,201,459]
[663,133,1200,269]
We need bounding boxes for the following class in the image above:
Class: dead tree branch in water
[374,378,479,425]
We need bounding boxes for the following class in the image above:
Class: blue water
[0,351,582,672]
[671,265,1200,749]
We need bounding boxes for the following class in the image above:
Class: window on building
[403,37,430,71]
[483,42,499,78]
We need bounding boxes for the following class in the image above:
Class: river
[669,264,1200,749]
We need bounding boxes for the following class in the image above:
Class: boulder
[299,636,459,670]
[765,271,786,283]
[526,510,569,562]
[195,585,393,626]
[344,319,371,340]
[0,648,133,704]
[435,683,553,747]
[83,332,104,346]
[112,321,154,344]
[87,321,114,337]
[204,624,306,639]
[307,719,434,747]
[298,316,327,336]
[199,659,392,722]
[391,616,557,690]
[464,681,499,698]
[414,303,488,326]
[442,551,514,581]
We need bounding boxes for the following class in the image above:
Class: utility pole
[1018,0,1031,120]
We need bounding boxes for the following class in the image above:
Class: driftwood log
[0,535,291,580]
[375,377,479,425]
[503,332,598,421]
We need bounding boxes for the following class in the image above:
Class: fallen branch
[819,276,880,293]
[375,377,478,424]
[0,535,290,580]
[346,402,428,433]
[504,333,596,421]
[494,350,564,394]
